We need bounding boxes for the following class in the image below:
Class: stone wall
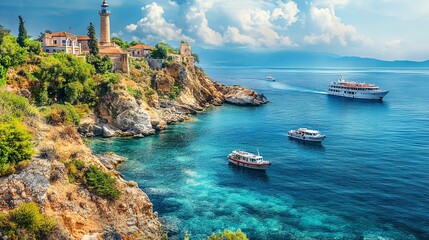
[106,54,129,74]
[148,58,165,70]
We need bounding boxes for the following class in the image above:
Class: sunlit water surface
[91,67,429,239]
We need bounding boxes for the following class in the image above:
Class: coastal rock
[96,153,127,170]
[214,82,269,106]
[0,157,52,209]
[0,122,163,240]
[96,88,154,138]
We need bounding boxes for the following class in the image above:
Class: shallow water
[90,67,429,239]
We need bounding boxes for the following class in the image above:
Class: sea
[90,67,429,240]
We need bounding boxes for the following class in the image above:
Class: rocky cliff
[0,122,162,239]
[81,63,268,138]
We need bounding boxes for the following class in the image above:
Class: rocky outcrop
[96,153,127,170]
[214,82,268,106]
[0,157,52,209]
[80,64,268,138]
[0,124,163,240]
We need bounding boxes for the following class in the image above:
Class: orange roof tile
[128,44,155,50]
[46,32,77,38]
[77,36,90,40]
[99,47,129,55]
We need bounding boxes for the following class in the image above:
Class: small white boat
[288,128,326,143]
[227,150,271,171]
[265,75,276,81]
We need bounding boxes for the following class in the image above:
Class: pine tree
[87,22,99,55]
[17,15,28,47]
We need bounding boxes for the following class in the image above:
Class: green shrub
[0,202,55,239]
[0,65,6,86]
[66,159,85,183]
[208,229,248,240]
[127,86,143,100]
[25,39,42,55]
[86,54,112,74]
[98,73,121,96]
[0,89,39,122]
[41,103,80,126]
[0,34,28,68]
[0,121,34,176]
[170,85,182,100]
[84,165,121,200]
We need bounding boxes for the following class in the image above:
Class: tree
[0,34,28,68]
[151,42,178,59]
[17,16,28,47]
[36,30,52,42]
[128,40,143,47]
[25,39,42,55]
[33,52,95,105]
[87,22,99,55]
[0,25,10,44]
[86,53,112,74]
[111,37,128,49]
[192,53,200,63]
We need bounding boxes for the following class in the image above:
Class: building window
[53,40,57,44]
[45,49,50,53]
[62,40,66,46]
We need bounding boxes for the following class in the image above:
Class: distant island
[199,49,429,68]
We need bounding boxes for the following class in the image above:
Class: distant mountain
[196,49,429,68]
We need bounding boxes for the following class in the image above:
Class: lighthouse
[99,0,111,45]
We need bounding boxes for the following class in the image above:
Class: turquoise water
[91,68,429,239]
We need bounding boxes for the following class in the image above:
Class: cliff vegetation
[0,20,263,239]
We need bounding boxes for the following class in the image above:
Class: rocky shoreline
[79,64,268,138]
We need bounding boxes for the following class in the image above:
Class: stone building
[180,41,194,67]
[128,44,155,58]
[42,32,82,55]
[77,36,90,54]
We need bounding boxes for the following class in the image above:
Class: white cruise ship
[328,76,389,100]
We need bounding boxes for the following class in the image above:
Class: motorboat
[227,150,271,171]
[288,128,326,143]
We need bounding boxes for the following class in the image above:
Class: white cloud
[129,2,193,43]
[125,24,137,32]
[230,7,297,47]
[308,4,369,46]
[224,27,255,46]
[111,31,124,38]
[186,6,224,46]
[270,1,300,27]
[303,33,332,44]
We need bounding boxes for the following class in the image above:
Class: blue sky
[1,0,428,61]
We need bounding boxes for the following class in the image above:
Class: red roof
[128,44,155,50]
[77,36,90,40]
[100,47,129,55]
[46,32,77,38]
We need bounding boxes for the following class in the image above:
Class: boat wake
[270,82,327,95]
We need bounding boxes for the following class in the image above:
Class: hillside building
[42,32,82,55]
[128,44,155,58]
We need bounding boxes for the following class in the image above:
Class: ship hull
[227,157,270,171]
[327,90,389,100]
[288,133,325,143]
